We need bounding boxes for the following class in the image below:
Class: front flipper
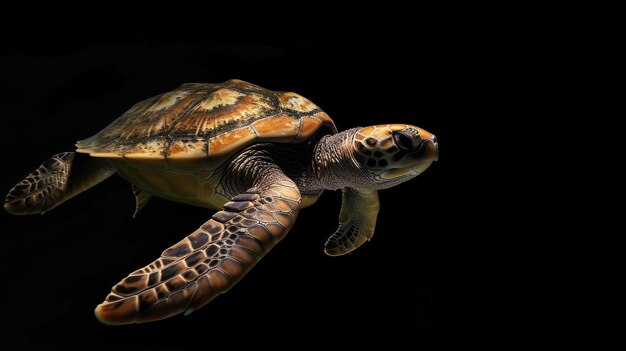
[95,178,301,325]
[324,187,380,256]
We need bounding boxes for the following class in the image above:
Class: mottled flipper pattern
[324,187,380,256]
[5,152,114,215]
[95,178,301,325]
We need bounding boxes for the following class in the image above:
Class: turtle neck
[305,128,373,191]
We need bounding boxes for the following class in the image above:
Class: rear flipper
[4,152,115,215]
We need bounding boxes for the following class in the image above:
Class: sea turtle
[5,79,438,325]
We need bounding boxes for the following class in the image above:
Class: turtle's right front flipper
[4,152,115,215]
[324,187,380,256]
[95,177,301,325]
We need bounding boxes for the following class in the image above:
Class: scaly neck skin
[220,128,373,197]
[303,128,373,192]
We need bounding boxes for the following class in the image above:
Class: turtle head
[351,124,438,189]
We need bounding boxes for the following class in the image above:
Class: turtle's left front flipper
[5,152,115,215]
[95,177,301,325]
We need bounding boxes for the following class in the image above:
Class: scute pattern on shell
[76,79,337,162]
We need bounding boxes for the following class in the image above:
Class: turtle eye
[393,131,415,150]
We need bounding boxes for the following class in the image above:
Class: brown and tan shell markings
[76,79,337,172]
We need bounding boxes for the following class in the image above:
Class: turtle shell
[75,79,336,208]
[76,79,337,173]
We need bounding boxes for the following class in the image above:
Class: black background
[0,23,495,348]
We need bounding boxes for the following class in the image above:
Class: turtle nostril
[432,136,438,144]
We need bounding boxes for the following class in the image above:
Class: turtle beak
[407,136,438,175]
